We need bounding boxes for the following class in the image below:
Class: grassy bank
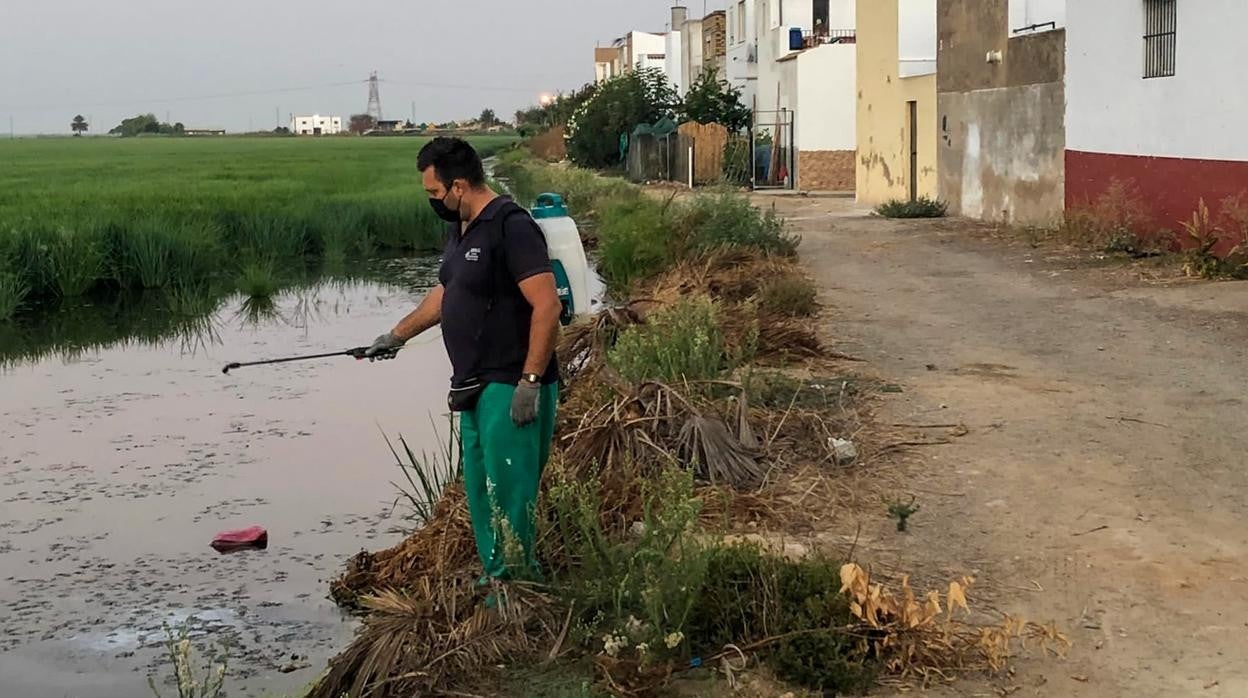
[310,154,1060,698]
[0,136,514,320]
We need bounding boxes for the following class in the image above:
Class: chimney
[671,5,688,30]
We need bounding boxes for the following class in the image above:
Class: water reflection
[0,256,440,371]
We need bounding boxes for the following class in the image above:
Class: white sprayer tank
[531,193,592,324]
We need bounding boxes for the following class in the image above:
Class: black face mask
[429,189,462,222]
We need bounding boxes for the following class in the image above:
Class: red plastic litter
[210,526,268,553]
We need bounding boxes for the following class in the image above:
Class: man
[366,137,561,583]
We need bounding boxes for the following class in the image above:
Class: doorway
[907,100,918,201]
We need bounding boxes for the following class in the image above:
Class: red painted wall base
[1066,149,1248,249]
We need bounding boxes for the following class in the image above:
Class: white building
[290,114,342,136]
[1066,0,1248,234]
[680,10,705,94]
[726,0,760,110]
[752,0,859,190]
[623,31,668,75]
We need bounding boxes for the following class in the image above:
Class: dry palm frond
[330,485,476,608]
[648,248,794,305]
[678,414,766,489]
[311,581,562,698]
[558,305,643,384]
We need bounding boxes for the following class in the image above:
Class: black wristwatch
[521,373,542,385]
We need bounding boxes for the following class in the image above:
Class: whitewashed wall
[898,0,936,77]
[795,43,857,150]
[1009,0,1065,34]
[1066,0,1248,160]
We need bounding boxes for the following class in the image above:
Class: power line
[379,78,545,94]
[0,80,367,113]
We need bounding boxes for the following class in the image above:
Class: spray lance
[221,346,400,374]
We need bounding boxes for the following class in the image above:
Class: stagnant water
[0,257,451,697]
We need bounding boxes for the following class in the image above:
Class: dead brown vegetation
[311,202,1055,697]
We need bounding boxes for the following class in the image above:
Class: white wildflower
[602,633,627,658]
[664,631,684,649]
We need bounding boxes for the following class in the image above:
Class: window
[1144,0,1176,78]
[737,1,746,43]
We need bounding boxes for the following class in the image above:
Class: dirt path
[769,195,1248,697]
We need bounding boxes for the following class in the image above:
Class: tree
[683,68,751,132]
[478,108,497,127]
[108,113,179,137]
[566,68,679,168]
[71,115,88,136]
[349,113,376,135]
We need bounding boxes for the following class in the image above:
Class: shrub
[566,68,680,168]
[874,196,948,219]
[680,192,797,255]
[759,273,818,317]
[595,196,674,292]
[608,296,724,384]
[686,544,874,693]
[1060,178,1165,253]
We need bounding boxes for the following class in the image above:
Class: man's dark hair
[417,137,486,189]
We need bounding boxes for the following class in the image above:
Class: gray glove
[510,381,542,427]
[365,331,404,362]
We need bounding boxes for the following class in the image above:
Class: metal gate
[751,109,795,190]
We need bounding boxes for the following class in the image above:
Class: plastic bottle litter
[830,438,858,465]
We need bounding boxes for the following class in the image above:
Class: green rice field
[0,135,516,319]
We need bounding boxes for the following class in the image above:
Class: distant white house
[290,115,342,136]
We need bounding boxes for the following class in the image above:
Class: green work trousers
[460,382,558,580]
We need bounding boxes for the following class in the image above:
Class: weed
[386,417,462,528]
[0,272,28,321]
[758,273,817,317]
[681,192,798,255]
[147,621,230,698]
[1181,194,1248,279]
[48,225,107,296]
[595,196,673,292]
[875,196,947,219]
[686,544,875,692]
[1061,178,1168,254]
[116,218,221,289]
[608,296,725,384]
[236,262,281,299]
[886,496,920,532]
[546,467,708,661]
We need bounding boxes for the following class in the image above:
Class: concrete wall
[939,85,1065,224]
[937,0,1066,224]
[857,0,938,204]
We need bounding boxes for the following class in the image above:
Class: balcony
[800,28,856,49]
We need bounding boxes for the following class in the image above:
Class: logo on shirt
[465,247,481,262]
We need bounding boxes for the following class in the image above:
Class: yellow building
[856,0,938,204]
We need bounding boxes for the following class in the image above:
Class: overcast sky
[1,0,719,135]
